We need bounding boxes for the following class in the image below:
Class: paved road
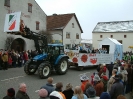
[0,66,132,99]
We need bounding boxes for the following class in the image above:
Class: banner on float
[64,49,114,66]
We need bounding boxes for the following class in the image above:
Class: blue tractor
[22,27,69,79]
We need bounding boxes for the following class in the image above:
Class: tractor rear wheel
[38,63,51,79]
[24,59,37,75]
[56,58,68,75]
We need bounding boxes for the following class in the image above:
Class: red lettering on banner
[90,58,97,64]
[89,54,96,57]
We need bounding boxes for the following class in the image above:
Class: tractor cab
[46,44,64,63]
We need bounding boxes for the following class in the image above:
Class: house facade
[92,20,133,52]
[0,0,47,51]
[47,13,83,49]
[81,39,92,49]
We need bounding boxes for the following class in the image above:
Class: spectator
[98,64,104,77]
[18,52,23,67]
[90,72,95,85]
[50,91,66,99]
[40,77,55,96]
[27,50,31,59]
[1,51,8,70]
[11,53,17,68]
[118,73,124,84]
[55,82,63,92]
[120,66,128,85]
[3,88,16,99]
[71,86,88,99]
[50,82,66,99]
[16,83,30,99]
[100,92,111,99]
[101,75,108,92]
[0,50,3,70]
[93,74,104,96]
[131,65,133,97]
[79,73,89,92]
[117,95,126,99]
[124,61,128,70]
[109,75,124,99]
[126,64,132,94]
[107,62,114,78]
[38,89,49,99]
[23,51,29,64]
[86,86,99,99]
[62,83,74,99]
[102,63,107,75]
[8,55,12,68]
[108,69,117,92]
[84,82,92,95]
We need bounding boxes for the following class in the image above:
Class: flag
[4,12,21,32]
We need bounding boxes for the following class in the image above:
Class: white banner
[4,12,21,32]
[64,49,114,66]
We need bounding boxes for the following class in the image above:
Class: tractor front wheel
[24,59,37,75]
[56,58,68,75]
[38,63,51,79]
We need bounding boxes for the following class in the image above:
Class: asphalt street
[0,66,132,99]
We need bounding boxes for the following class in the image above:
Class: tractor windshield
[42,45,64,55]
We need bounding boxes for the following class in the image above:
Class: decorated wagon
[65,49,114,70]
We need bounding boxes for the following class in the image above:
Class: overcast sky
[35,0,133,39]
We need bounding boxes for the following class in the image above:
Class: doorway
[102,45,110,53]
[11,38,25,52]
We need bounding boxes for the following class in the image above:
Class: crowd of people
[1,49,133,99]
[3,58,133,99]
[0,49,38,70]
[123,51,133,62]
[68,44,108,54]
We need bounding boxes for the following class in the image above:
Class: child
[79,73,89,92]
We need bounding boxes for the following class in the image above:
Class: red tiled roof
[47,13,83,33]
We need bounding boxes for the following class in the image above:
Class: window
[76,33,79,39]
[36,21,40,30]
[124,35,126,38]
[4,0,10,7]
[110,35,113,38]
[66,32,70,39]
[28,3,32,13]
[117,40,122,44]
[100,35,102,38]
[72,23,74,28]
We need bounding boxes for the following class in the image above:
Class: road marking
[1,75,26,82]
[35,90,39,92]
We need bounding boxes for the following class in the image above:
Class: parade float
[65,37,123,70]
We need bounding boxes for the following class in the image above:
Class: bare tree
[39,30,53,43]
[5,36,15,50]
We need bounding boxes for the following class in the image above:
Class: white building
[0,0,47,51]
[92,20,133,52]
[47,13,83,49]
[80,39,92,49]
